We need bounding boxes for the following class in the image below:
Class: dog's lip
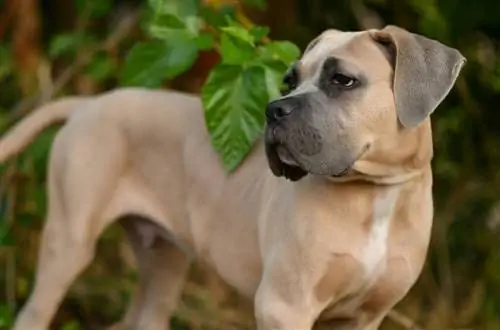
[331,166,351,177]
[276,145,299,166]
[330,143,371,178]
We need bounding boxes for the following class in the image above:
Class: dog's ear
[370,25,466,128]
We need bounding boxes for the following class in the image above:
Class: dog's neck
[328,120,434,186]
[325,166,429,185]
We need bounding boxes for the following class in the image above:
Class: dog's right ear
[370,25,466,128]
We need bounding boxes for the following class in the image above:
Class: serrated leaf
[220,33,256,65]
[120,39,198,88]
[260,59,289,101]
[258,41,301,65]
[249,26,270,42]
[202,65,269,171]
[220,26,255,44]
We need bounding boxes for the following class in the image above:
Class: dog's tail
[0,97,89,163]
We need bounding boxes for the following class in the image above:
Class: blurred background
[1,0,500,329]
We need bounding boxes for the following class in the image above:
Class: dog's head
[265,25,466,181]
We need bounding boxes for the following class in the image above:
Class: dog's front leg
[254,248,323,330]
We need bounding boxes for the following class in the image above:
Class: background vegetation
[1,0,500,329]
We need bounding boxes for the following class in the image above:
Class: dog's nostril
[266,101,294,122]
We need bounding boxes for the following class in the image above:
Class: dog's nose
[266,99,295,122]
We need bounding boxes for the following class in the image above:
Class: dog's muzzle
[264,98,309,181]
[266,98,298,123]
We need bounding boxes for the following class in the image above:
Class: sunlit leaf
[259,59,289,101]
[202,64,268,171]
[258,40,301,65]
[220,26,255,45]
[220,33,256,65]
[249,26,270,42]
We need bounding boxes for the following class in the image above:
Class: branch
[8,7,139,122]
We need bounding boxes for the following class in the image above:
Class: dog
[1,25,465,330]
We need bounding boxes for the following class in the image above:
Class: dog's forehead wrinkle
[301,31,367,79]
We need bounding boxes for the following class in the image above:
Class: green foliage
[48,33,96,59]
[0,45,12,82]
[75,0,113,18]
[121,0,300,170]
[202,65,268,170]
[84,54,115,82]
[1,0,500,329]
[121,40,198,87]
[0,305,14,329]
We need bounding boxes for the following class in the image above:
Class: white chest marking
[362,186,401,279]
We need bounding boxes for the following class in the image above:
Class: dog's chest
[360,186,400,280]
[322,186,401,318]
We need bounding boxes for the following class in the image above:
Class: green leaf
[202,64,269,171]
[85,54,114,82]
[184,16,203,36]
[220,33,256,65]
[260,59,289,101]
[199,5,236,29]
[249,26,270,42]
[148,12,202,39]
[258,41,301,65]
[195,33,216,50]
[121,39,198,88]
[75,0,112,18]
[49,33,95,59]
[220,26,255,45]
[149,0,198,18]
[151,12,186,30]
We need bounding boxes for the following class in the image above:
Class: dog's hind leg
[120,218,191,330]
[13,122,126,330]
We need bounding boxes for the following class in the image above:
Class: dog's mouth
[264,127,308,181]
[265,142,308,181]
[265,126,370,182]
[329,144,370,178]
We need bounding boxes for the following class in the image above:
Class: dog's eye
[281,66,299,95]
[284,76,297,90]
[331,73,356,88]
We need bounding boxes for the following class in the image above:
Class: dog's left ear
[370,25,466,128]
